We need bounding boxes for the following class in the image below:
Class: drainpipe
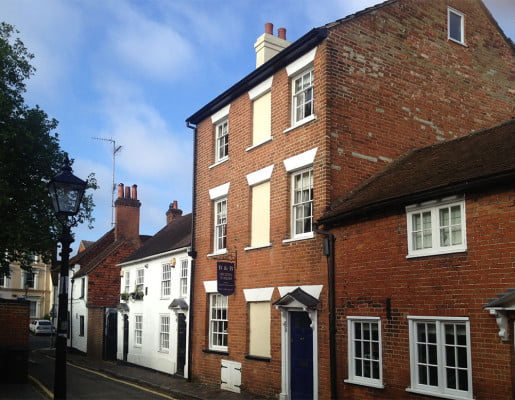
[314,225,337,400]
[186,121,198,382]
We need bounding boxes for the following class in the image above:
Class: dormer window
[448,7,465,45]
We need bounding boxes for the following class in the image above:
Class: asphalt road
[28,335,183,400]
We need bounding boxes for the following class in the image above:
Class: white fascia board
[117,246,190,267]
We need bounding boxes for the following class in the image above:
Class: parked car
[29,320,55,335]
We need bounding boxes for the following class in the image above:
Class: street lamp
[48,155,87,400]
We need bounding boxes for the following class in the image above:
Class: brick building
[69,183,149,359]
[318,119,515,399]
[185,1,513,399]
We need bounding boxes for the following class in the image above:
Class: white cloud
[106,3,194,82]
[0,0,84,104]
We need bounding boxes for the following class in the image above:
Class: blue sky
[1,0,514,253]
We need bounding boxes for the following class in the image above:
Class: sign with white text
[217,262,235,296]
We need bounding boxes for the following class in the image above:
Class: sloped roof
[120,213,192,264]
[70,229,150,278]
[186,0,513,126]
[319,119,515,226]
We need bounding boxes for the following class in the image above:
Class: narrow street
[27,335,191,400]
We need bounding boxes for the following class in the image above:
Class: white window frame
[161,263,171,298]
[214,197,227,253]
[407,316,472,399]
[0,274,9,288]
[448,7,465,45]
[23,270,38,290]
[215,118,229,163]
[135,269,144,293]
[291,167,314,238]
[180,259,188,298]
[124,271,130,294]
[159,314,170,352]
[292,69,314,125]
[29,300,38,318]
[134,314,143,346]
[345,316,384,388]
[406,197,466,258]
[209,293,228,352]
[79,315,85,337]
[80,277,85,299]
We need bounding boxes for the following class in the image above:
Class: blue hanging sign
[217,262,235,296]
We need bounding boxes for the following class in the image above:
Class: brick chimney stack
[166,200,183,225]
[114,183,141,241]
[254,22,291,68]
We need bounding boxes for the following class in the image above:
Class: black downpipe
[186,121,198,382]
[314,226,337,399]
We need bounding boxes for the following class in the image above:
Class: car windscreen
[39,321,51,325]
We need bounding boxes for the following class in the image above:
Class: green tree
[0,22,96,277]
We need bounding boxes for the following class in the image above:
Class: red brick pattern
[0,300,29,347]
[331,186,514,399]
[189,1,514,398]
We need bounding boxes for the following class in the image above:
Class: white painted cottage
[117,202,192,378]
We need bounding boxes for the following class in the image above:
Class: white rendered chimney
[254,23,291,68]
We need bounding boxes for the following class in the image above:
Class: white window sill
[283,232,315,244]
[407,247,467,259]
[406,387,472,400]
[244,243,272,251]
[209,157,229,169]
[344,378,384,389]
[283,114,317,134]
[447,38,468,47]
[245,137,273,152]
[207,250,228,258]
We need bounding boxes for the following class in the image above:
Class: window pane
[458,369,468,391]
[449,11,462,41]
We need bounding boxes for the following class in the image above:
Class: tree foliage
[0,23,96,276]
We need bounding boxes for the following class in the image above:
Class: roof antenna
[92,137,123,226]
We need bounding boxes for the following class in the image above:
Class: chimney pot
[118,184,124,199]
[132,184,138,200]
[278,27,286,40]
[265,22,273,35]
[166,200,183,224]
[125,186,130,199]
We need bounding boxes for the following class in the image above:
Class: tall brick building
[185,1,513,399]
[70,184,149,359]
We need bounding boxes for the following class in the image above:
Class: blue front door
[290,311,313,400]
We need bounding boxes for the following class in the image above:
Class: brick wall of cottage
[330,185,514,399]
[190,0,514,398]
[0,299,29,347]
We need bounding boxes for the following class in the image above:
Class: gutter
[313,226,337,400]
[186,121,199,382]
[186,28,328,125]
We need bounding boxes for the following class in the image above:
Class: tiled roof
[70,229,150,278]
[120,214,192,264]
[319,119,515,226]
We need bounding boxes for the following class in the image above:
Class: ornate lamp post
[47,155,87,400]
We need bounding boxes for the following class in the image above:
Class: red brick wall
[325,0,514,203]
[87,241,139,359]
[189,0,514,398]
[330,185,514,399]
[87,242,138,308]
[0,299,29,347]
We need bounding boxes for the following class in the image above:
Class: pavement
[2,347,267,400]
